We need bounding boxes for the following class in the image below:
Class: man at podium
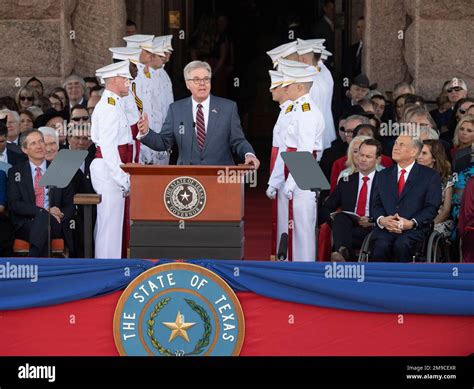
[137,61,260,169]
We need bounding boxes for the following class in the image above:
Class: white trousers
[276,189,289,252]
[90,159,124,259]
[291,188,316,262]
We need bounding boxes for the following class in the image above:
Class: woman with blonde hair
[451,115,474,160]
[337,135,379,184]
[15,85,37,110]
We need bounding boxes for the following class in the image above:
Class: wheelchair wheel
[358,231,373,262]
[427,232,450,263]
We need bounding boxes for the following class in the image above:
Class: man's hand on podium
[244,154,260,170]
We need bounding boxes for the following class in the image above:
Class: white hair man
[0,109,21,146]
[137,60,259,168]
[89,60,133,259]
[63,75,87,108]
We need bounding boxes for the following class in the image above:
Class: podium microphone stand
[40,150,88,257]
[281,151,330,261]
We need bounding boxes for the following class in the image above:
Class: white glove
[266,185,277,200]
[283,177,296,200]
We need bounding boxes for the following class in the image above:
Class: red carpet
[244,187,272,260]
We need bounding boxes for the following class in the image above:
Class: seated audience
[417,140,454,238]
[0,121,27,167]
[26,77,45,97]
[321,139,382,261]
[458,176,474,262]
[19,110,34,133]
[370,135,442,262]
[15,85,37,111]
[38,127,59,162]
[0,169,14,256]
[7,129,74,257]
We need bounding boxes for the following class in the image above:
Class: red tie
[398,169,406,196]
[34,166,44,208]
[356,176,370,217]
[196,104,206,150]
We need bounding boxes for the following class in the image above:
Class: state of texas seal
[113,263,245,356]
[164,176,206,219]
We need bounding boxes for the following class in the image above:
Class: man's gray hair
[419,126,439,140]
[345,114,370,125]
[394,81,415,94]
[38,126,59,146]
[63,75,85,89]
[0,109,20,123]
[183,61,212,80]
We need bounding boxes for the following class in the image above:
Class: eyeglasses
[339,127,354,135]
[447,87,463,93]
[187,77,211,85]
[71,116,89,122]
[20,96,34,101]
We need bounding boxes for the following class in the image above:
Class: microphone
[179,121,184,165]
[189,122,196,165]
[277,233,288,261]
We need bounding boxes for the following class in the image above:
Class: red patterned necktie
[356,176,370,217]
[398,169,406,196]
[196,104,206,150]
[34,166,44,208]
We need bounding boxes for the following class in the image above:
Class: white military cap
[268,70,284,90]
[296,39,323,56]
[266,41,298,68]
[277,58,309,72]
[123,34,154,49]
[108,47,141,64]
[320,49,333,60]
[95,60,132,81]
[145,38,166,55]
[154,35,173,52]
[281,67,318,87]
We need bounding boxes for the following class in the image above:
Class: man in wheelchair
[370,135,442,262]
[320,138,382,261]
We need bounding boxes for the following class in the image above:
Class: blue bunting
[0,258,473,315]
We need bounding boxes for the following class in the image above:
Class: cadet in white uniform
[154,35,174,112]
[124,34,164,165]
[265,69,294,259]
[280,67,325,262]
[296,38,336,152]
[90,60,133,259]
[109,46,143,163]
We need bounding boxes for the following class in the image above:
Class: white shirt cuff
[376,216,385,229]
[245,153,256,159]
[136,129,149,140]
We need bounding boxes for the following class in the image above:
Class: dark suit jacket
[320,172,378,223]
[71,152,95,195]
[7,160,75,232]
[370,163,442,234]
[140,95,255,165]
[6,144,27,167]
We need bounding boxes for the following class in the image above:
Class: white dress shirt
[29,160,49,209]
[354,170,376,217]
[397,160,415,182]
[0,149,7,164]
[376,161,417,229]
[192,96,210,133]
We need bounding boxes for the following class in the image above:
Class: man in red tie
[137,61,260,168]
[370,134,442,262]
[320,139,382,261]
[7,129,74,257]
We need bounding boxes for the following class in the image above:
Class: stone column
[0,0,77,97]
[364,0,474,100]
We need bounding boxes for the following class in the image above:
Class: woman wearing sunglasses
[15,85,37,110]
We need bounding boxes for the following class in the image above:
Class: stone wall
[0,0,126,97]
[72,0,127,77]
[364,0,474,100]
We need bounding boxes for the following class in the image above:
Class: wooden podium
[122,164,253,260]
